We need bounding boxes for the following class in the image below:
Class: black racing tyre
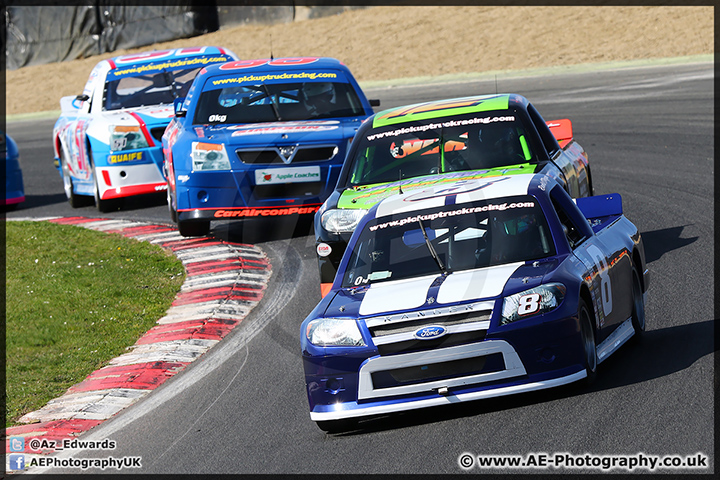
[318,257,338,286]
[630,267,646,340]
[579,299,598,385]
[93,169,120,213]
[90,153,120,213]
[61,153,91,208]
[178,219,210,237]
[316,418,357,434]
[167,185,178,223]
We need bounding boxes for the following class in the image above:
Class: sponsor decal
[414,325,447,340]
[108,55,233,79]
[144,107,174,119]
[108,151,144,164]
[229,120,338,130]
[255,166,321,184]
[538,175,549,191]
[368,115,516,142]
[208,70,339,89]
[390,137,465,159]
[115,50,174,65]
[370,200,535,231]
[219,57,320,71]
[316,243,332,257]
[231,125,339,136]
[373,95,510,128]
[337,165,532,209]
[213,206,321,218]
[148,107,174,115]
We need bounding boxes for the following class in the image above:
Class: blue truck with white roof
[53,47,238,212]
[300,173,648,432]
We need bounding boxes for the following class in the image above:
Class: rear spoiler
[575,193,623,221]
[546,119,573,149]
[59,94,86,114]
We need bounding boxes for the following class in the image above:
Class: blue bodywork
[300,174,648,428]
[162,57,376,232]
[3,133,24,206]
[52,47,237,210]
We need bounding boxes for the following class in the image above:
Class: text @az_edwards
[7,437,142,472]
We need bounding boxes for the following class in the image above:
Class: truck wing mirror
[174,97,187,117]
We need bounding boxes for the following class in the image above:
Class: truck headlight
[501,283,566,325]
[192,142,231,171]
[306,318,365,347]
[321,209,367,234]
[109,125,149,151]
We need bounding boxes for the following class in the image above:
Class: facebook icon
[9,454,25,471]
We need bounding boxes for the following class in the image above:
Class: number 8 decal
[518,293,541,316]
[587,244,613,316]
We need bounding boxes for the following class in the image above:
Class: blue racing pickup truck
[162,56,379,236]
[300,173,648,432]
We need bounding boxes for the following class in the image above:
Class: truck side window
[550,186,588,249]
[528,104,561,156]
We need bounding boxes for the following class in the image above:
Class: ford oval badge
[414,325,446,340]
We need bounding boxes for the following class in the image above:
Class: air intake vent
[237,150,283,164]
[237,145,338,165]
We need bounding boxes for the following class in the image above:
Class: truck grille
[376,330,486,356]
[365,306,492,356]
[369,311,489,337]
[370,353,504,389]
[237,145,337,164]
[356,340,527,401]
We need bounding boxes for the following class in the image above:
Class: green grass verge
[4,221,185,427]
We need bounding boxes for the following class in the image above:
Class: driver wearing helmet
[463,126,525,169]
[302,82,336,116]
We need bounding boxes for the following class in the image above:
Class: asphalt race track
[6,61,714,474]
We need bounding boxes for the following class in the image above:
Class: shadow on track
[328,318,715,436]
[641,226,698,264]
[14,193,68,210]
[117,192,168,212]
[209,214,316,244]
[17,191,168,215]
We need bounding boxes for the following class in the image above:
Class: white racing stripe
[437,262,524,304]
[359,261,523,315]
[359,275,437,316]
